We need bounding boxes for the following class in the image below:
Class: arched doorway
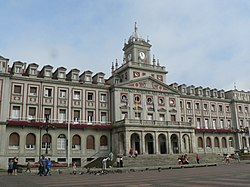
[158,134,167,154]
[171,134,179,154]
[145,133,154,154]
[182,134,191,153]
[130,133,140,154]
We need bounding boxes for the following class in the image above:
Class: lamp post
[45,114,50,155]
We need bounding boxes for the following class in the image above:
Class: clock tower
[123,22,152,64]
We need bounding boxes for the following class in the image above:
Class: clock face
[134,71,140,77]
[139,52,145,60]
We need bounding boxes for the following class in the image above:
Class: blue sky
[1,0,250,91]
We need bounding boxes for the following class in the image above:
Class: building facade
[0,25,249,168]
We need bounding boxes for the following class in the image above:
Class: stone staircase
[122,153,223,168]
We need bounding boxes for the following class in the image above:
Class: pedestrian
[45,158,52,176]
[13,157,18,175]
[116,156,120,167]
[72,162,77,175]
[7,159,14,175]
[120,156,123,167]
[134,150,138,158]
[129,148,134,157]
[102,158,109,170]
[196,154,200,164]
[25,161,31,173]
[234,152,240,163]
[225,154,230,165]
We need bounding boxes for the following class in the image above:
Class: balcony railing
[6,117,111,129]
[114,118,192,128]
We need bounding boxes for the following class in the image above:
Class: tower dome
[128,22,145,43]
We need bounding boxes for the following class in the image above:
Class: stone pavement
[0,162,249,187]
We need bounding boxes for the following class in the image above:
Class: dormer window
[45,70,51,77]
[59,72,64,79]
[86,75,91,82]
[72,74,78,80]
[16,67,21,73]
[99,77,104,83]
[30,68,36,75]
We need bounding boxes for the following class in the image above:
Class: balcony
[7,117,111,130]
[114,118,192,128]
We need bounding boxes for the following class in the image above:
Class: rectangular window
[86,75,91,81]
[204,119,209,129]
[87,111,94,123]
[30,87,37,96]
[196,118,201,128]
[186,101,191,109]
[12,106,20,119]
[239,106,242,112]
[171,115,176,122]
[73,110,80,123]
[16,67,21,73]
[14,85,22,94]
[101,112,107,123]
[245,107,248,113]
[59,90,67,98]
[180,101,183,108]
[28,107,36,120]
[44,88,52,97]
[73,91,80,100]
[218,105,223,112]
[195,103,200,110]
[135,112,141,119]
[159,114,165,121]
[226,106,230,112]
[204,103,208,110]
[147,113,153,120]
[211,104,215,111]
[59,109,66,123]
[45,70,51,77]
[212,119,216,129]
[100,94,107,102]
[220,119,224,128]
[44,108,51,116]
[87,92,94,101]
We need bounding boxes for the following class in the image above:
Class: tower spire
[134,22,138,34]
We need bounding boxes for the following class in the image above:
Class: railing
[7,116,111,125]
[114,118,192,127]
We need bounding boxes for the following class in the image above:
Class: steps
[122,153,223,168]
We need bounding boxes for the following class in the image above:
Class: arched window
[26,133,36,149]
[198,137,203,148]
[86,135,95,149]
[100,135,108,146]
[57,134,66,150]
[206,137,212,148]
[222,137,227,148]
[9,133,20,149]
[72,135,81,150]
[214,137,220,148]
[42,134,51,149]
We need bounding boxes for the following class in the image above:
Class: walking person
[72,162,77,175]
[120,156,123,167]
[7,159,14,175]
[116,156,120,167]
[25,161,31,173]
[45,158,52,176]
[196,154,200,164]
[13,157,18,175]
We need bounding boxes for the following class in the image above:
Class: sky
[1,0,250,91]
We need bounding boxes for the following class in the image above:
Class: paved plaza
[0,162,249,187]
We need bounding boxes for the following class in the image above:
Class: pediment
[119,77,179,94]
[120,105,129,110]
[158,108,167,112]
[169,109,177,113]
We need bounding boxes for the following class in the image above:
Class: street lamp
[45,114,50,155]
